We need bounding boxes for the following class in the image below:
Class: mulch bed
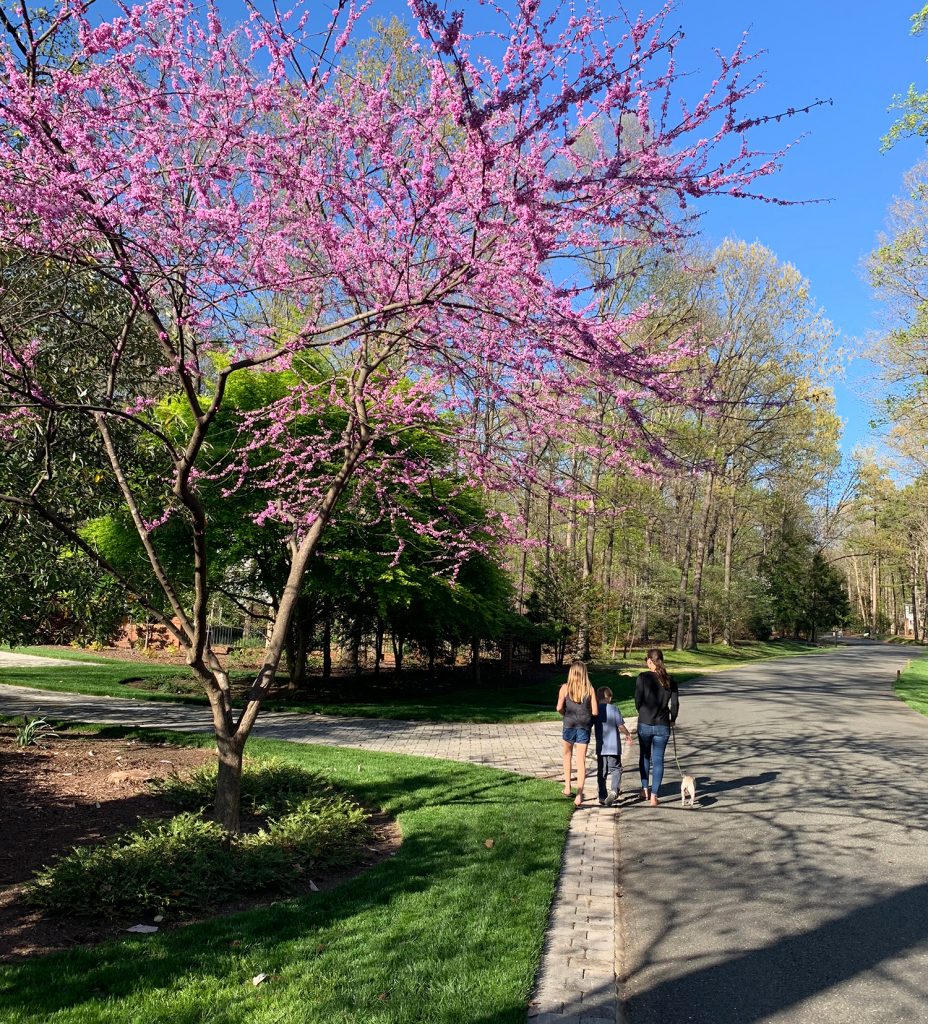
[0,726,400,961]
[39,644,193,666]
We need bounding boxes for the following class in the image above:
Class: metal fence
[205,624,266,649]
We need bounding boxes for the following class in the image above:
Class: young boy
[594,686,633,807]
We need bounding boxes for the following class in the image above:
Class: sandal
[574,791,584,807]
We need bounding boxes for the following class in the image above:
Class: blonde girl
[556,660,599,807]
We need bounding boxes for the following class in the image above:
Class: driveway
[617,643,928,1024]
[0,651,100,668]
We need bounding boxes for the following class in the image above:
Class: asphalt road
[617,643,928,1024]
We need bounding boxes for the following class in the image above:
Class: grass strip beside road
[0,726,571,1024]
[894,652,928,717]
[2,640,820,723]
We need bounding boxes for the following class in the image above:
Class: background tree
[867,162,928,469]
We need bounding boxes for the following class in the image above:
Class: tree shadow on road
[620,721,928,1023]
[625,882,928,1024]
[694,771,779,802]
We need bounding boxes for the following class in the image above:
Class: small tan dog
[680,775,696,807]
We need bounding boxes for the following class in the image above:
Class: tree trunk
[284,633,297,689]
[349,620,362,675]
[886,572,894,635]
[392,632,404,675]
[603,511,616,639]
[374,620,383,676]
[851,555,866,622]
[565,453,579,554]
[674,526,694,651]
[289,630,309,690]
[722,493,736,646]
[641,525,653,646]
[286,601,312,690]
[917,552,925,638]
[545,491,553,571]
[687,474,717,650]
[673,481,697,651]
[579,452,602,660]
[214,732,245,834]
[322,616,332,681]
[871,556,879,632]
[518,456,533,610]
[470,636,480,683]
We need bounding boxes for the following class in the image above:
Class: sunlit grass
[894,652,928,718]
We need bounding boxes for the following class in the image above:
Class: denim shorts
[562,726,591,745]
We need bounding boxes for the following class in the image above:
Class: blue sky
[660,1,928,453]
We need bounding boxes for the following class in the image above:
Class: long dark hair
[647,648,672,690]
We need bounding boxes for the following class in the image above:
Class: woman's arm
[634,673,643,712]
[590,691,599,717]
[556,684,567,715]
[670,684,679,724]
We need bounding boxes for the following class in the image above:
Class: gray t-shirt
[594,703,625,755]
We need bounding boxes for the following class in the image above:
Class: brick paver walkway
[528,805,627,1024]
[0,676,628,1022]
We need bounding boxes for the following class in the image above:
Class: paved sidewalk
[0,677,626,1023]
[0,651,100,668]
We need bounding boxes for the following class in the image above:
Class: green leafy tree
[882,5,928,150]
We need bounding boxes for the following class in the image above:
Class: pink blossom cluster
[0,0,788,553]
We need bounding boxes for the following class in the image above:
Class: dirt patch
[38,644,191,666]
[0,727,401,961]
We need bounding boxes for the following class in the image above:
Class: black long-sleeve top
[634,670,679,726]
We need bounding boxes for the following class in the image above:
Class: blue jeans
[638,723,670,797]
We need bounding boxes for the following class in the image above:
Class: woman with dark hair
[634,648,679,806]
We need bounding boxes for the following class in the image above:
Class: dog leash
[670,723,685,777]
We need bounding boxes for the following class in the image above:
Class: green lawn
[2,640,821,722]
[894,652,928,717]
[0,726,572,1024]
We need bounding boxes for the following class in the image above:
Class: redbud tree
[0,0,797,829]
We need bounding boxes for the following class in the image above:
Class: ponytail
[647,648,672,690]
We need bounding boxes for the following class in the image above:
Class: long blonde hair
[566,661,593,703]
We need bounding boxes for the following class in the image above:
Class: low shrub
[152,756,331,816]
[29,763,371,919]
[225,645,267,669]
